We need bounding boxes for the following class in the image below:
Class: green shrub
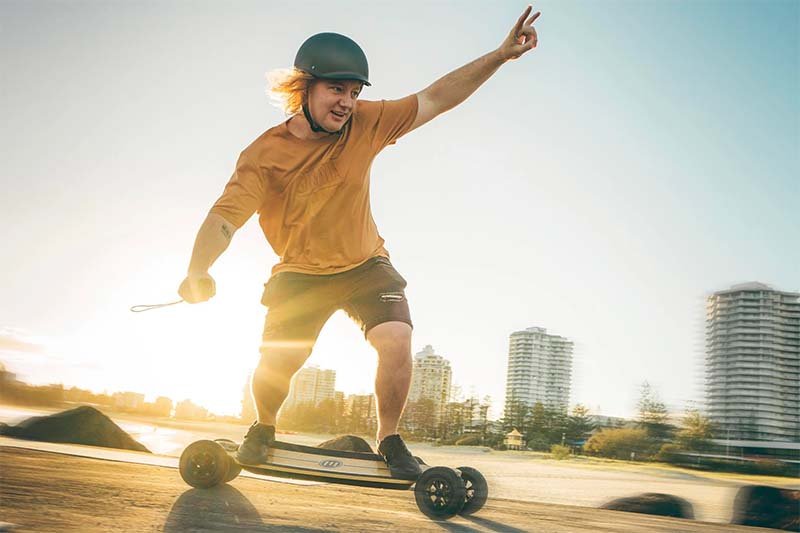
[526,435,551,452]
[584,428,652,460]
[750,458,792,476]
[482,433,505,448]
[656,443,681,462]
[455,435,482,446]
[684,457,797,477]
[550,444,571,460]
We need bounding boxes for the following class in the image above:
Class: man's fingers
[510,29,538,56]
[511,26,533,46]
[195,279,215,301]
[513,5,533,35]
[504,5,540,59]
[513,38,537,55]
[525,35,538,49]
[526,11,541,26]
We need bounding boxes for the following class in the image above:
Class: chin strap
[302,104,339,134]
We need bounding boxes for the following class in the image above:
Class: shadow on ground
[463,515,530,532]
[432,520,479,533]
[429,514,528,533]
[164,485,326,532]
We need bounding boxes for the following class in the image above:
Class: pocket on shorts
[366,257,408,292]
[261,273,313,307]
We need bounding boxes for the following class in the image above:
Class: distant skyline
[1,1,798,419]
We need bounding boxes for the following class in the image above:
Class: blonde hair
[266,67,315,116]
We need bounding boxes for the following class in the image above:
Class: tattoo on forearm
[220,224,232,241]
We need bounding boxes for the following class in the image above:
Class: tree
[477,396,491,444]
[530,401,548,428]
[526,402,551,450]
[675,409,713,451]
[402,399,437,438]
[548,408,569,447]
[345,397,376,435]
[315,398,339,433]
[440,401,468,441]
[636,381,672,441]
[502,399,530,434]
[565,404,595,445]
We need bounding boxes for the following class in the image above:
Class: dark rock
[600,493,694,519]
[731,484,799,531]
[0,406,150,453]
[317,435,374,453]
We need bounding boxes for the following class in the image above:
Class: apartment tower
[706,282,800,442]
[408,345,452,422]
[504,327,573,414]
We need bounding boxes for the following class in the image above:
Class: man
[178,6,540,480]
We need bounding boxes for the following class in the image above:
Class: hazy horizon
[2,0,798,419]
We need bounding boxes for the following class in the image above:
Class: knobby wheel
[413,466,466,519]
[224,455,242,482]
[214,439,242,482]
[179,440,230,489]
[457,466,488,515]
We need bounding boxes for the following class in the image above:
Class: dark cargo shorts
[260,256,412,353]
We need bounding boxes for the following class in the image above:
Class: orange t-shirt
[210,95,419,276]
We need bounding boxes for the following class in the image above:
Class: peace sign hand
[498,5,541,61]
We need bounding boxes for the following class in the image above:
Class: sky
[1,0,798,419]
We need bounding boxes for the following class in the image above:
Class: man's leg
[252,344,314,426]
[340,257,419,478]
[366,321,413,443]
[237,343,314,465]
[366,320,421,479]
[238,273,332,464]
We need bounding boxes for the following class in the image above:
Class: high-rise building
[152,396,174,417]
[504,327,573,414]
[283,366,337,409]
[175,399,208,420]
[408,345,452,422]
[705,282,800,442]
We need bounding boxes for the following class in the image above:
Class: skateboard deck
[218,438,415,489]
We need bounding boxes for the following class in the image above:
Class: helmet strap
[302,103,339,135]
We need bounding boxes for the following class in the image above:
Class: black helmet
[294,32,370,86]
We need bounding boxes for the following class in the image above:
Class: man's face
[307,79,363,132]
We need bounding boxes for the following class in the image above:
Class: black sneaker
[378,434,422,480]
[235,422,275,465]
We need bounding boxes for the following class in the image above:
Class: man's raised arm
[408,5,541,133]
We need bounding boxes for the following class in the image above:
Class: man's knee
[256,344,313,378]
[367,321,412,360]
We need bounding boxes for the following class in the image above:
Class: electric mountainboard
[179,438,488,519]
